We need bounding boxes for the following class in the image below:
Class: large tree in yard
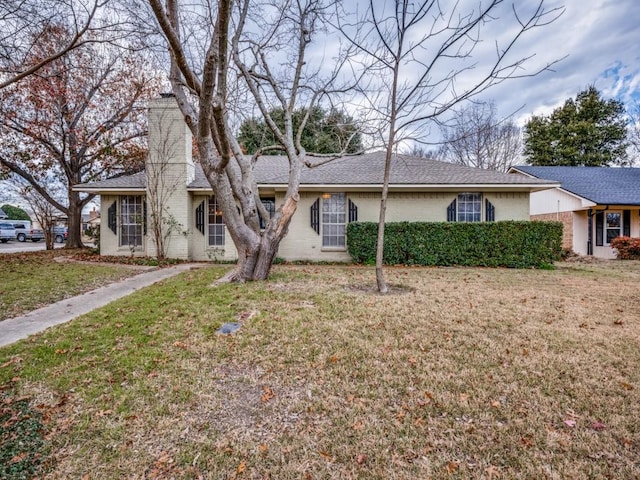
[338,0,563,292]
[0,26,159,248]
[149,0,355,282]
[524,86,629,166]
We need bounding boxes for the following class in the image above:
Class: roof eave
[257,182,560,191]
[73,186,146,193]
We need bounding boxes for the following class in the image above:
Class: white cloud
[476,0,640,122]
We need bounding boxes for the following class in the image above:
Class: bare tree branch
[337,0,563,293]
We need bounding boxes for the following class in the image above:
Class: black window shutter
[623,210,631,237]
[311,198,320,234]
[447,199,457,222]
[143,200,147,235]
[485,199,495,222]
[108,201,117,234]
[595,212,604,246]
[348,199,358,222]
[195,201,205,234]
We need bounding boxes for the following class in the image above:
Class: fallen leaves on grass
[260,386,275,403]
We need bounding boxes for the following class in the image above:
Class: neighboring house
[74,97,557,262]
[0,207,7,219]
[81,208,101,231]
[510,166,640,259]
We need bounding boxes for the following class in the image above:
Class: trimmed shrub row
[610,236,640,260]
[347,221,562,268]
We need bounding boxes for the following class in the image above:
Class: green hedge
[347,221,562,268]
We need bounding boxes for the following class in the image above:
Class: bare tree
[628,101,640,165]
[338,0,563,293]
[148,0,353,282]
[406,145,439,160]
[0,27,158,248]
[0,0,132,90]
[438,102,522,172]
[9,177,65,250]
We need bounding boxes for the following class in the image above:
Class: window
[259,197,276,229]
[322,193,346,248]
[457,193,482,222]
[208,196,225,247]
[605,212,621,245]
[120,195,143,247]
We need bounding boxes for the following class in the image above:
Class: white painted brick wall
[146,97,194,260]
[98,97,533,262]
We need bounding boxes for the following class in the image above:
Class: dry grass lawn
[0,250,143,320]
[1,260,639,479]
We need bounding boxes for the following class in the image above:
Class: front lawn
[1,262,639,478]
[0,250,147,321]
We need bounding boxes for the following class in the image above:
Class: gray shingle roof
[512,166,640,206]
[260,152,555,185]
[76,153,557,192]
[75,171,146,190]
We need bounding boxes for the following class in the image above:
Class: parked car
[14,223,44,242]
[52,226,68,243]
[0,222,17,243]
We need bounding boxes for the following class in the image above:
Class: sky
[3,0,639,212]
[472,0,640,124]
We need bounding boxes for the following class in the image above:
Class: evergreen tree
[524,86,629,166]
[238,107,362,155]
[1,204,31,220]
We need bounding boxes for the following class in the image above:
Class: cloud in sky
[329,0,639,138]
[478,0,640,123]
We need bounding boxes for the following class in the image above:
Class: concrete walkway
[0,264,201,348]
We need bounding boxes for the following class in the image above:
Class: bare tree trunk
[375,136,395,294]
[66,190,83,248]
[217,198,297,282]
[219,240,280,283]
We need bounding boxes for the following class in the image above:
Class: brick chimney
[145,96,194,259]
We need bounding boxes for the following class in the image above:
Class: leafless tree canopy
[0,28,158,248]
[337,0,562,292]
[438,102,522,172]
[0,0,141,90]
[628,102,640,165]
[148,0,353,282]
